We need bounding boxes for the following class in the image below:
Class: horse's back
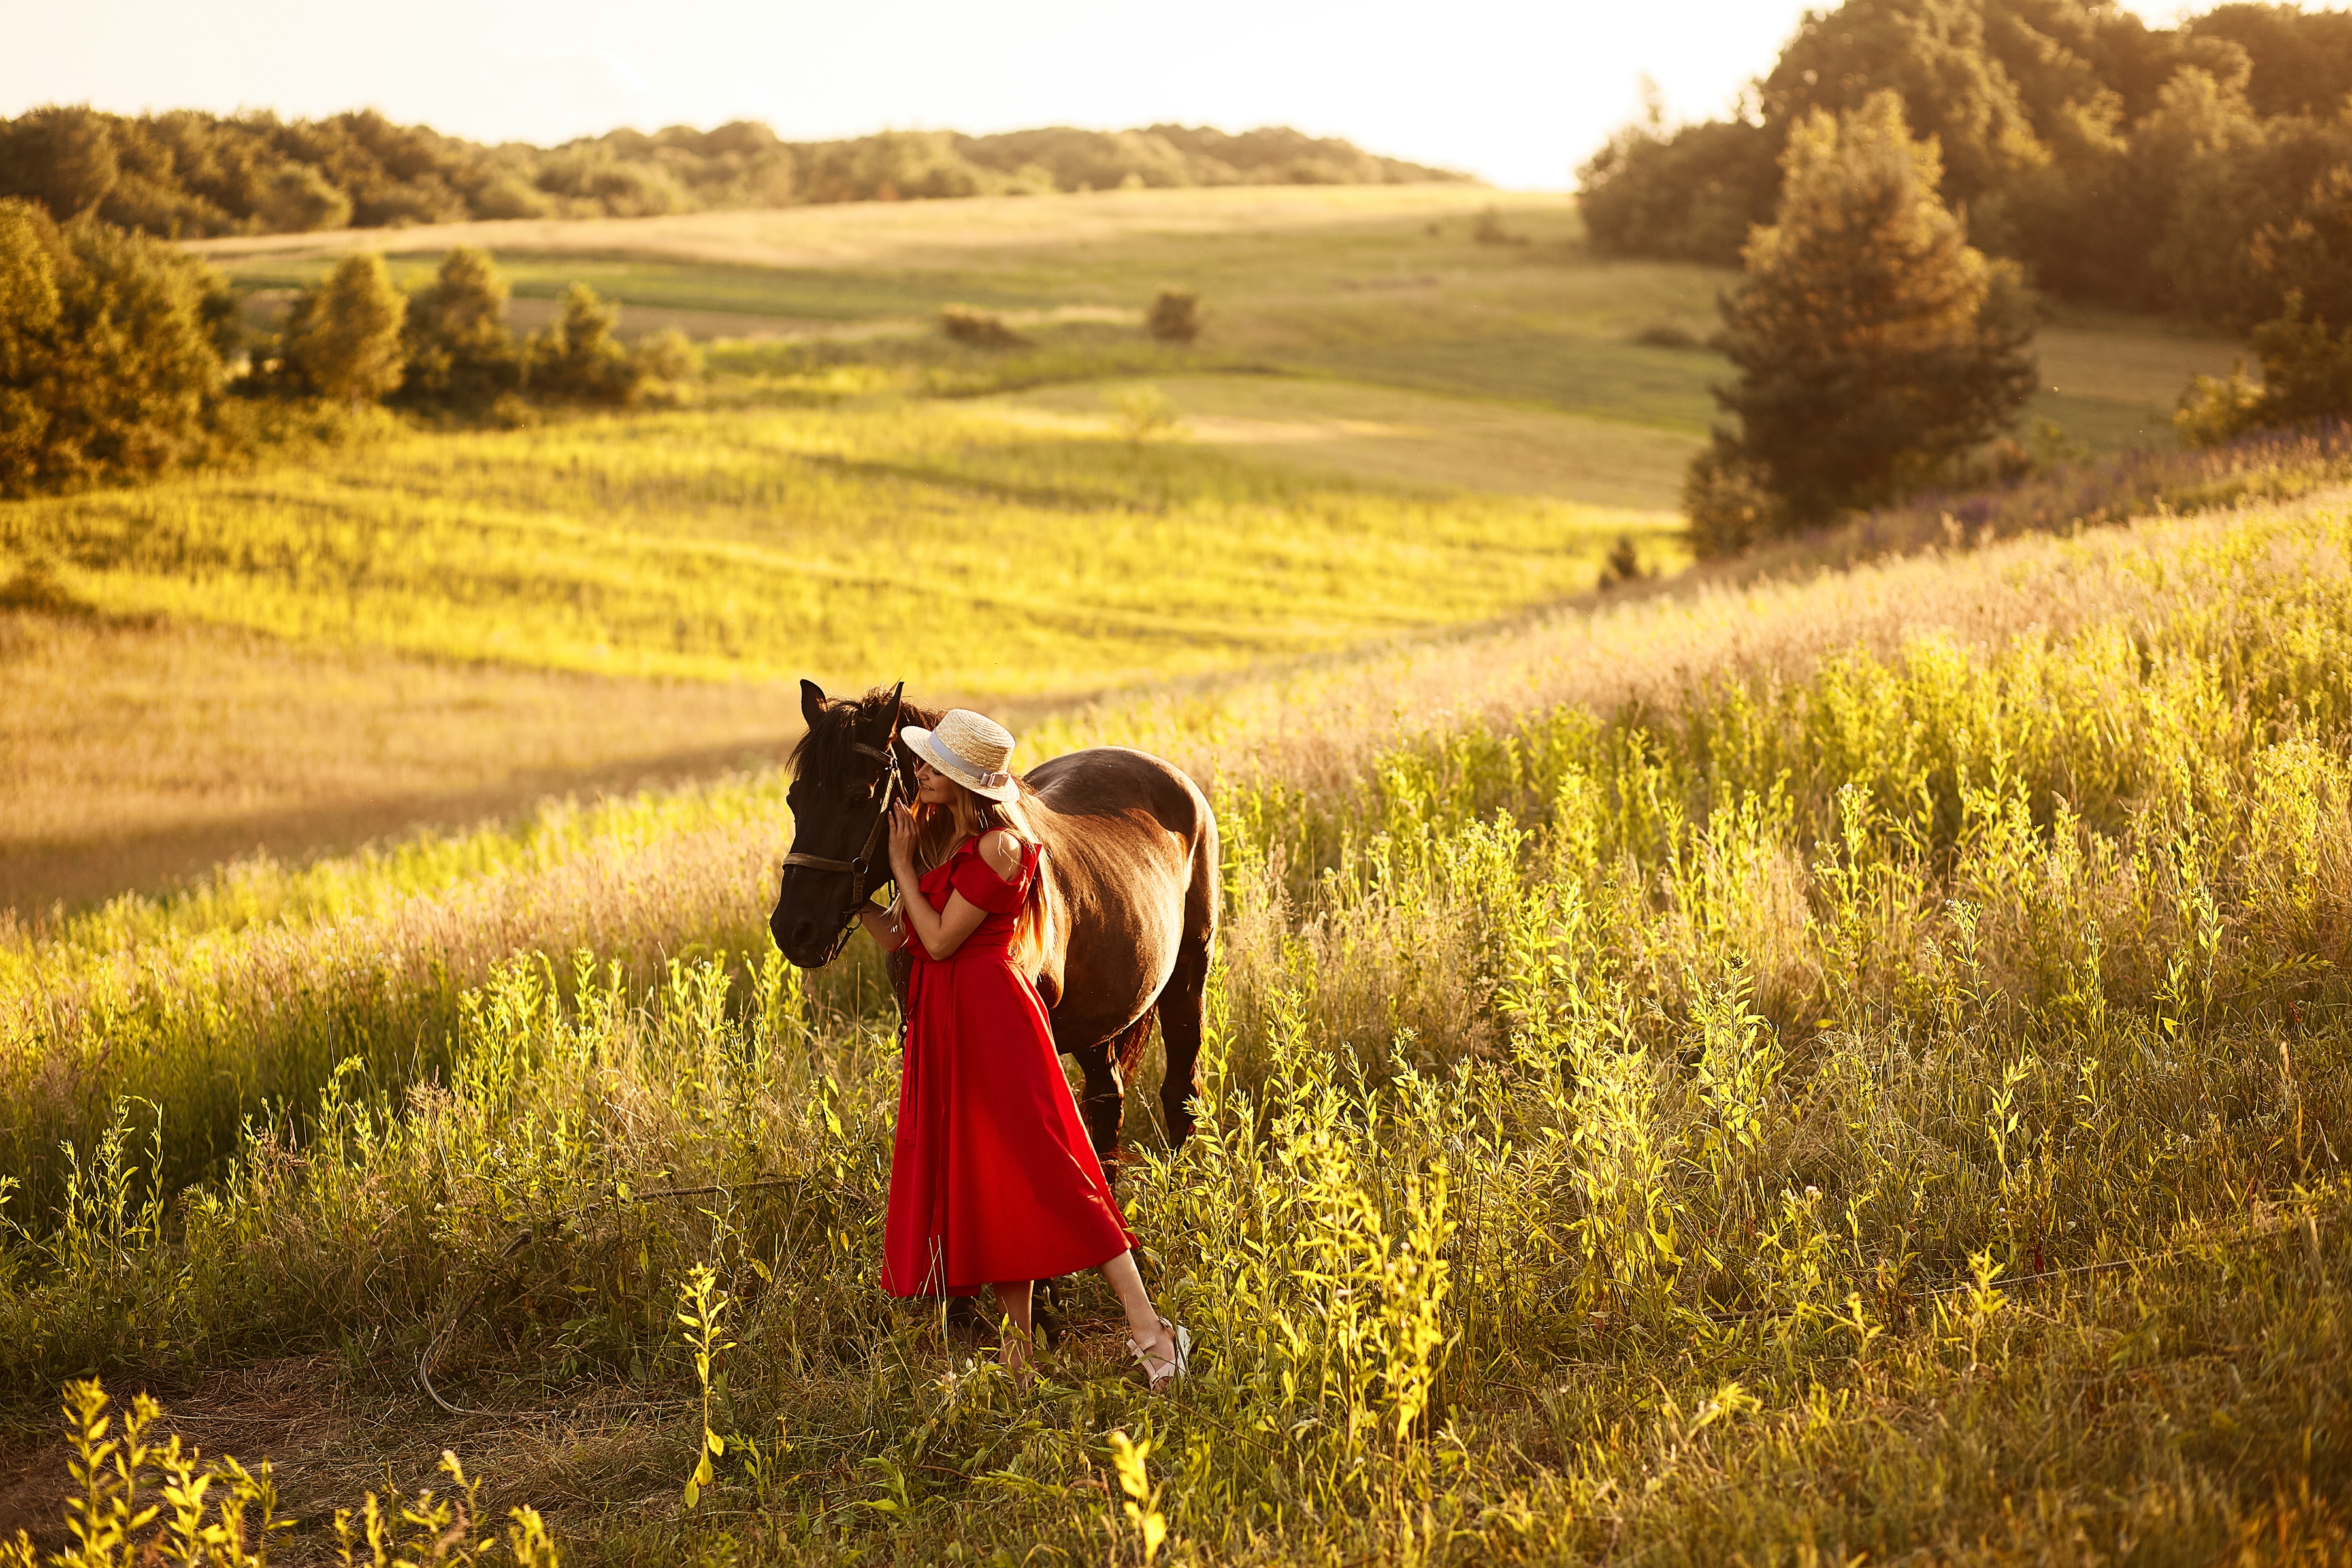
[1022,745,1220,1152]
[1026,745,1211,840]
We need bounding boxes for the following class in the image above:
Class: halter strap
[779,738,904,963]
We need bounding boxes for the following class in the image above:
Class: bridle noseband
[781,739,905,964]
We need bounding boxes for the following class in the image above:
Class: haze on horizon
[3,0,2183,192]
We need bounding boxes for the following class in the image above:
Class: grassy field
[3,487,2349,1564]
[0,189,2230,913]
[203,187,2238,441]
[18,186,1791,913]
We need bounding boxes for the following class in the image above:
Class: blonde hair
[906,779,1048,971]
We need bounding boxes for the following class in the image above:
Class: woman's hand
[887,803,919,877]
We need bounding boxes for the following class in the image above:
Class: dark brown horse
[769,680,1218,1155]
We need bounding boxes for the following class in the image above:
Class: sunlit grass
[4,488,2349,1565]
[0,399,1663,695]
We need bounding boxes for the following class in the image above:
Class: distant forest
[0,108,1469,238]
[1579,0,2352,326]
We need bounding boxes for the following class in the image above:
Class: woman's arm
[856,900,906,953]
[898,885,989,961]
[886,804,990,961]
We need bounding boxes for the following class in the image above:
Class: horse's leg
[1108,1013,1158,1156]
[1154,939,1209,1150]
[1155,812,1218,1150]
[887,948,913,1033]
[1069,1038,1128,1159]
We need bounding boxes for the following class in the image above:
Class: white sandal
[1129,1318,1190,1391]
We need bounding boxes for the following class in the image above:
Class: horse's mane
[790,685,942,780]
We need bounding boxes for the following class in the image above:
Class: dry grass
[183,185,1524,272]
[2035,324,2246,407]
[0,612,801,913]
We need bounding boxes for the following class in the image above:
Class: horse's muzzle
[771,911,838,968]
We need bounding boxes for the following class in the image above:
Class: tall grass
[5,491,2351,1562]
[1837,419,2352,564]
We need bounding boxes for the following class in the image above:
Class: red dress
[880,834,1139,1297]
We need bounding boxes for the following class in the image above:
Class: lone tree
[285,252,406,405]
[1686,90,2036,555]
[525,282,638,405]
[397,246,519,411]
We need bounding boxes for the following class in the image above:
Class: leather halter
[781,738,903,964]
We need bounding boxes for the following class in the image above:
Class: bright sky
[2,0,2184,191]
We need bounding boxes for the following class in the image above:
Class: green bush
[2176,294,2352,446]
[281,252,406,404]
[1145,287,1201,344]
[523,282,637,404]
[1579,117,1780,265]
[396,246,519,411]
[0,198,232,497]
[939,303,1032,349]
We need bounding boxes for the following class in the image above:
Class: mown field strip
[1,402,1664,694]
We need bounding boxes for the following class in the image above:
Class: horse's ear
[800,678,826,728]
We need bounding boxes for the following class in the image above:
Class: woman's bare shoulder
[976,828,1028,879]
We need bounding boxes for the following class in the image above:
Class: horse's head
[770,678,937,967]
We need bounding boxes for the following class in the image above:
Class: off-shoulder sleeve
[949,844,1031,915]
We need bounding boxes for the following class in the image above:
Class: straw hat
[902,710,1021,802]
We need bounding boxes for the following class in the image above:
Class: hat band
[926,736,1011,791]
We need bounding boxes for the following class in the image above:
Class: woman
[854,708,1189,1388]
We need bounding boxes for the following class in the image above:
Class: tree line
[1581,0,2352,329]
[0,199,691,497]
[1608,1,2352,553]
[0,110,1469,240]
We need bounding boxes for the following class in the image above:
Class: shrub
[628,326,705,406]
[1595,532,1648,589]
[0,106,122,222]
[1106,382,1180,444]
[939,304,1031,348]
[2175,361,2270,448]
[1145,287,1200,344]
[396,246,520,412]
[2180,167,2352,444]
[1470,204,1528,246]
[1630,323,1701,349]
[1693,91,2037,544]
[524,282,636,404]
[2176,297,2352,448]
[0,198,231,497]
[283,252,407,405]
[1681,438,1782,559]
